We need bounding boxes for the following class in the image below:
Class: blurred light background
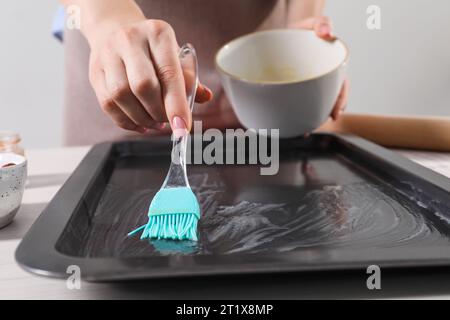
[0,0,449,148]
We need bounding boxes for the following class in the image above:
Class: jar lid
[0,131,21,147]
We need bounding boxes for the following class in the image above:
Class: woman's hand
[289,16,349,120]
[86,14,212,134]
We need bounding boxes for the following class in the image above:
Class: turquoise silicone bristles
[128,187,200,241]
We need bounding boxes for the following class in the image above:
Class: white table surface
[1,146,450,300]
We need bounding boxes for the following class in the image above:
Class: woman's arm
[59,0,212,134]
[60,0,144,47]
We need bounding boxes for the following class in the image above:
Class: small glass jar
[0,132,25,156]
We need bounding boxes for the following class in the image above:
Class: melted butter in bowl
[250,65,301,83]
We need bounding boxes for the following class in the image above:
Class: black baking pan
[15,133,450,281]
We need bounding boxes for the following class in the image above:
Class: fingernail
[173,116,186,129]
[172,116,188,138]
[204,86,212,95]
[320,24,331,35]
[204,89,213,101]
[200,85,213,100]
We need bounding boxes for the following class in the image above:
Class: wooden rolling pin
[317,114,450,152]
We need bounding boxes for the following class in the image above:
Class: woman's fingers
[331,78,349,120]
[117,28,168,124]
[146,20,192,133]
[89,19,213,134]
[89,64,148,133]
[121,28,212,126]
[291,16,336,41]
[313,16,336,41]
[104,99,149,133]
[102,48,163,129]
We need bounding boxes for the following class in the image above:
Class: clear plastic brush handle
[161,44,198,189]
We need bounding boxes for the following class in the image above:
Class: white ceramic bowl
[215,29,348,137]
[0,153,27,228]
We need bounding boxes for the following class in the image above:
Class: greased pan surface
[16,134,450,281]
